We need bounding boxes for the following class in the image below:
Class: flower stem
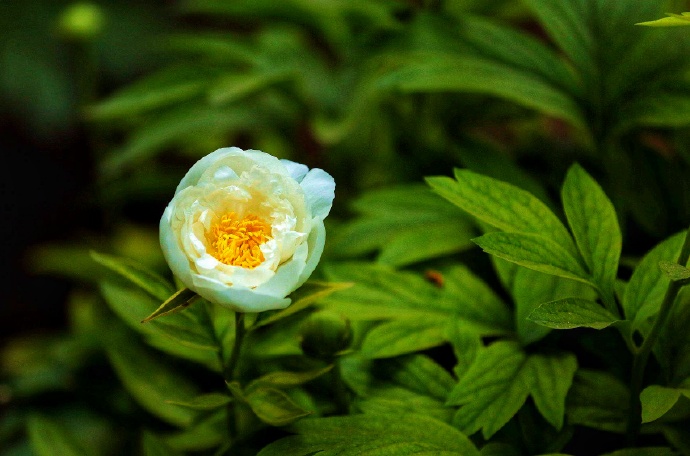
[225,312,246,382]
[330,360,349,415]
[626,224,690,446]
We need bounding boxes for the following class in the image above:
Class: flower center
[210,212,272,268]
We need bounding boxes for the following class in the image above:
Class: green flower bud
[299,312,352,360]
[57,3,104,41]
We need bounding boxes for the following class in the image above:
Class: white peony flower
[159,147,335,312]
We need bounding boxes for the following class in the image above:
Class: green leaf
[91,251,174,301]
[640,385,690,423]
[599,448,678,456]
[623,231,686,329]
[104,330,199,427]
[637,13,690,27]
[165,392,232,410]
[448,341,576,438]
[528,298,620,330]
[360,320,446,359]
[378,53,585,128]
[27,415,86,456]
[141,288,198,323]
[254,281,353,329]
[244,386,312,426]
[257,413,480,456]
[512,267,598,345]
[332,185,476,266]
[142,432,183,456]
[561,164,621,302]
[99,282,221,369]
[427,169,577,257]
[382,355,455,402]
[528,353,578,431]
[247,366,333,391]
[473,232,590,284]
[659,260,690,283]
[566,369,629,433]
[161,409,226,452]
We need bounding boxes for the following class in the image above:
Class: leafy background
[3,0,690,455]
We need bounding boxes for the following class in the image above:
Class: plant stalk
[626,224,690,445]
[225,312,246,382]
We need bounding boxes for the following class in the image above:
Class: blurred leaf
[165,393,232,411]
[448,341,576,438]
[640,384,690,423]
[599,449,677,456]
[161,409,227,452]
[27,415,87,456]
[378,53,585,128]
[332,185,476,266]
[659,260,690,283]
[142,432,183,456]
[566,369,629,433]
[637,13,690,27]
[529,298,620,330]
[99,282,221,370]
[87,66,212,120]
[473,232,591,284]
[104,328,199,427]
[247,366,333,391]
[561,164,621,303]
[257,413,480,456]
[91,251,174,301]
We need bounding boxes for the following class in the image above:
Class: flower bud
[57,3,104,41]
[299,312,352,360]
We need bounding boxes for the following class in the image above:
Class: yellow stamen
[210,212,272,268]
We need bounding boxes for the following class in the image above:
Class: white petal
[299,168,335,219]
[175,147,239,194]
[280,159,309,182]
[159,206,194,288]
[295,219,326,286]
[191,274,291,312]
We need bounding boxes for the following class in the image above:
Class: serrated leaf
[360,320,446,359]
[448,341,576,438]
[91,251,174,301]
[473,232,590,284]
[528,298,619,330]
[256,413,480,456]
[659,260,690,283]
[332,185,475,266]
[165,392,232,410]
[142,288,198,323]
[427,170,577,257]
[27,415,86,456]
[561,164,621,304]
[245,386,312,426]
[624,231,686,329]
[254,281,352,329]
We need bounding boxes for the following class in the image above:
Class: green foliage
[10,0,690,455]
[257,412,480,456]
